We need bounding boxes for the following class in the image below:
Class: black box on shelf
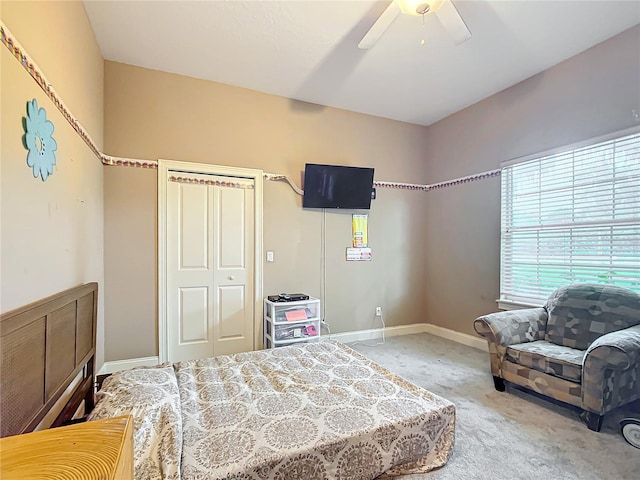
[268,293,309,302]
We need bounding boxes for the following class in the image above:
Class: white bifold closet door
[166,171,255,362]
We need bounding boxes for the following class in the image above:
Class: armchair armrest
[473,308,547,348]
[585,324,640,370]
[473,308,548,378]
[583,324,640,414]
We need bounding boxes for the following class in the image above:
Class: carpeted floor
[348,333,640,480]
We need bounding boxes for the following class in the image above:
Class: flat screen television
[302,163,375,210]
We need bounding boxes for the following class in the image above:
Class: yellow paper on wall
[352,214,368,247]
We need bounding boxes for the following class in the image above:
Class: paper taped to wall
[346,247,372,261]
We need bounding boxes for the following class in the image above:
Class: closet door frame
[157,159,264,363]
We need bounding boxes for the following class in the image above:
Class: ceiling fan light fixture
[359,0,470,50]
[395,0,446,16]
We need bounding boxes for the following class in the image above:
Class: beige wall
[103,62,430,361]
[4,3,637,365]
[0,2,105,364]
[422,25,640,336]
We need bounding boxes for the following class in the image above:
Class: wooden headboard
[0,282,98,437]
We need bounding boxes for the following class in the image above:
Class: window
[500,128,640,306]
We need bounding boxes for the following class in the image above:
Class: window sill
[496,299,544,311]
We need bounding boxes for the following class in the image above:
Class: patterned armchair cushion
[506,341,585,383]
[544,284,640,350]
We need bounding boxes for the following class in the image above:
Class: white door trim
[158,159,263,363]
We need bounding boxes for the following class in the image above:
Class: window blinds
[500,129,640,305]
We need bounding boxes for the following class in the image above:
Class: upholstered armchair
[474,283,640,431]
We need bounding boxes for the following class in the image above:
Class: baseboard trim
[98,356,159,376]
[331,323,487,352]
[422,323,488,352]
[98,324,487,374]
[328,323,429,344]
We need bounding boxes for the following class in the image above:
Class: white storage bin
[264,297,321,348]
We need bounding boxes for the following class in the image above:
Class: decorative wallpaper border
[1,21,501,192]
[263,173,304,195]
[373,168,501,191]
[169,175,254,189]
[1,23,158,170]
[101,154,157,169]
[423,169,502,191]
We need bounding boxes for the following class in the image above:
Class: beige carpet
[348,333,640,480]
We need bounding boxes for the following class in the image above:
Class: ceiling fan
[358,0,471,49]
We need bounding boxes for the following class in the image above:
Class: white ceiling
[83,1,640,126]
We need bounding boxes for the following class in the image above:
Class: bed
[90,341,455,479]
[1,286,455,480]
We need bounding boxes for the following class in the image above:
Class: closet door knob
[228,276,235,281]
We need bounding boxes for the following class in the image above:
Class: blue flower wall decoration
[23,99,57,181]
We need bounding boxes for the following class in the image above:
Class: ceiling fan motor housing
[397,0,447,16]
[416,3,431,15]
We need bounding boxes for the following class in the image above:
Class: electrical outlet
[376,306,382,316]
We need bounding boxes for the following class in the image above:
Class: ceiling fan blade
[435,0,471,45]
[358,1,401,50]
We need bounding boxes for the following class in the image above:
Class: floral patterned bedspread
[91,340,455,480]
